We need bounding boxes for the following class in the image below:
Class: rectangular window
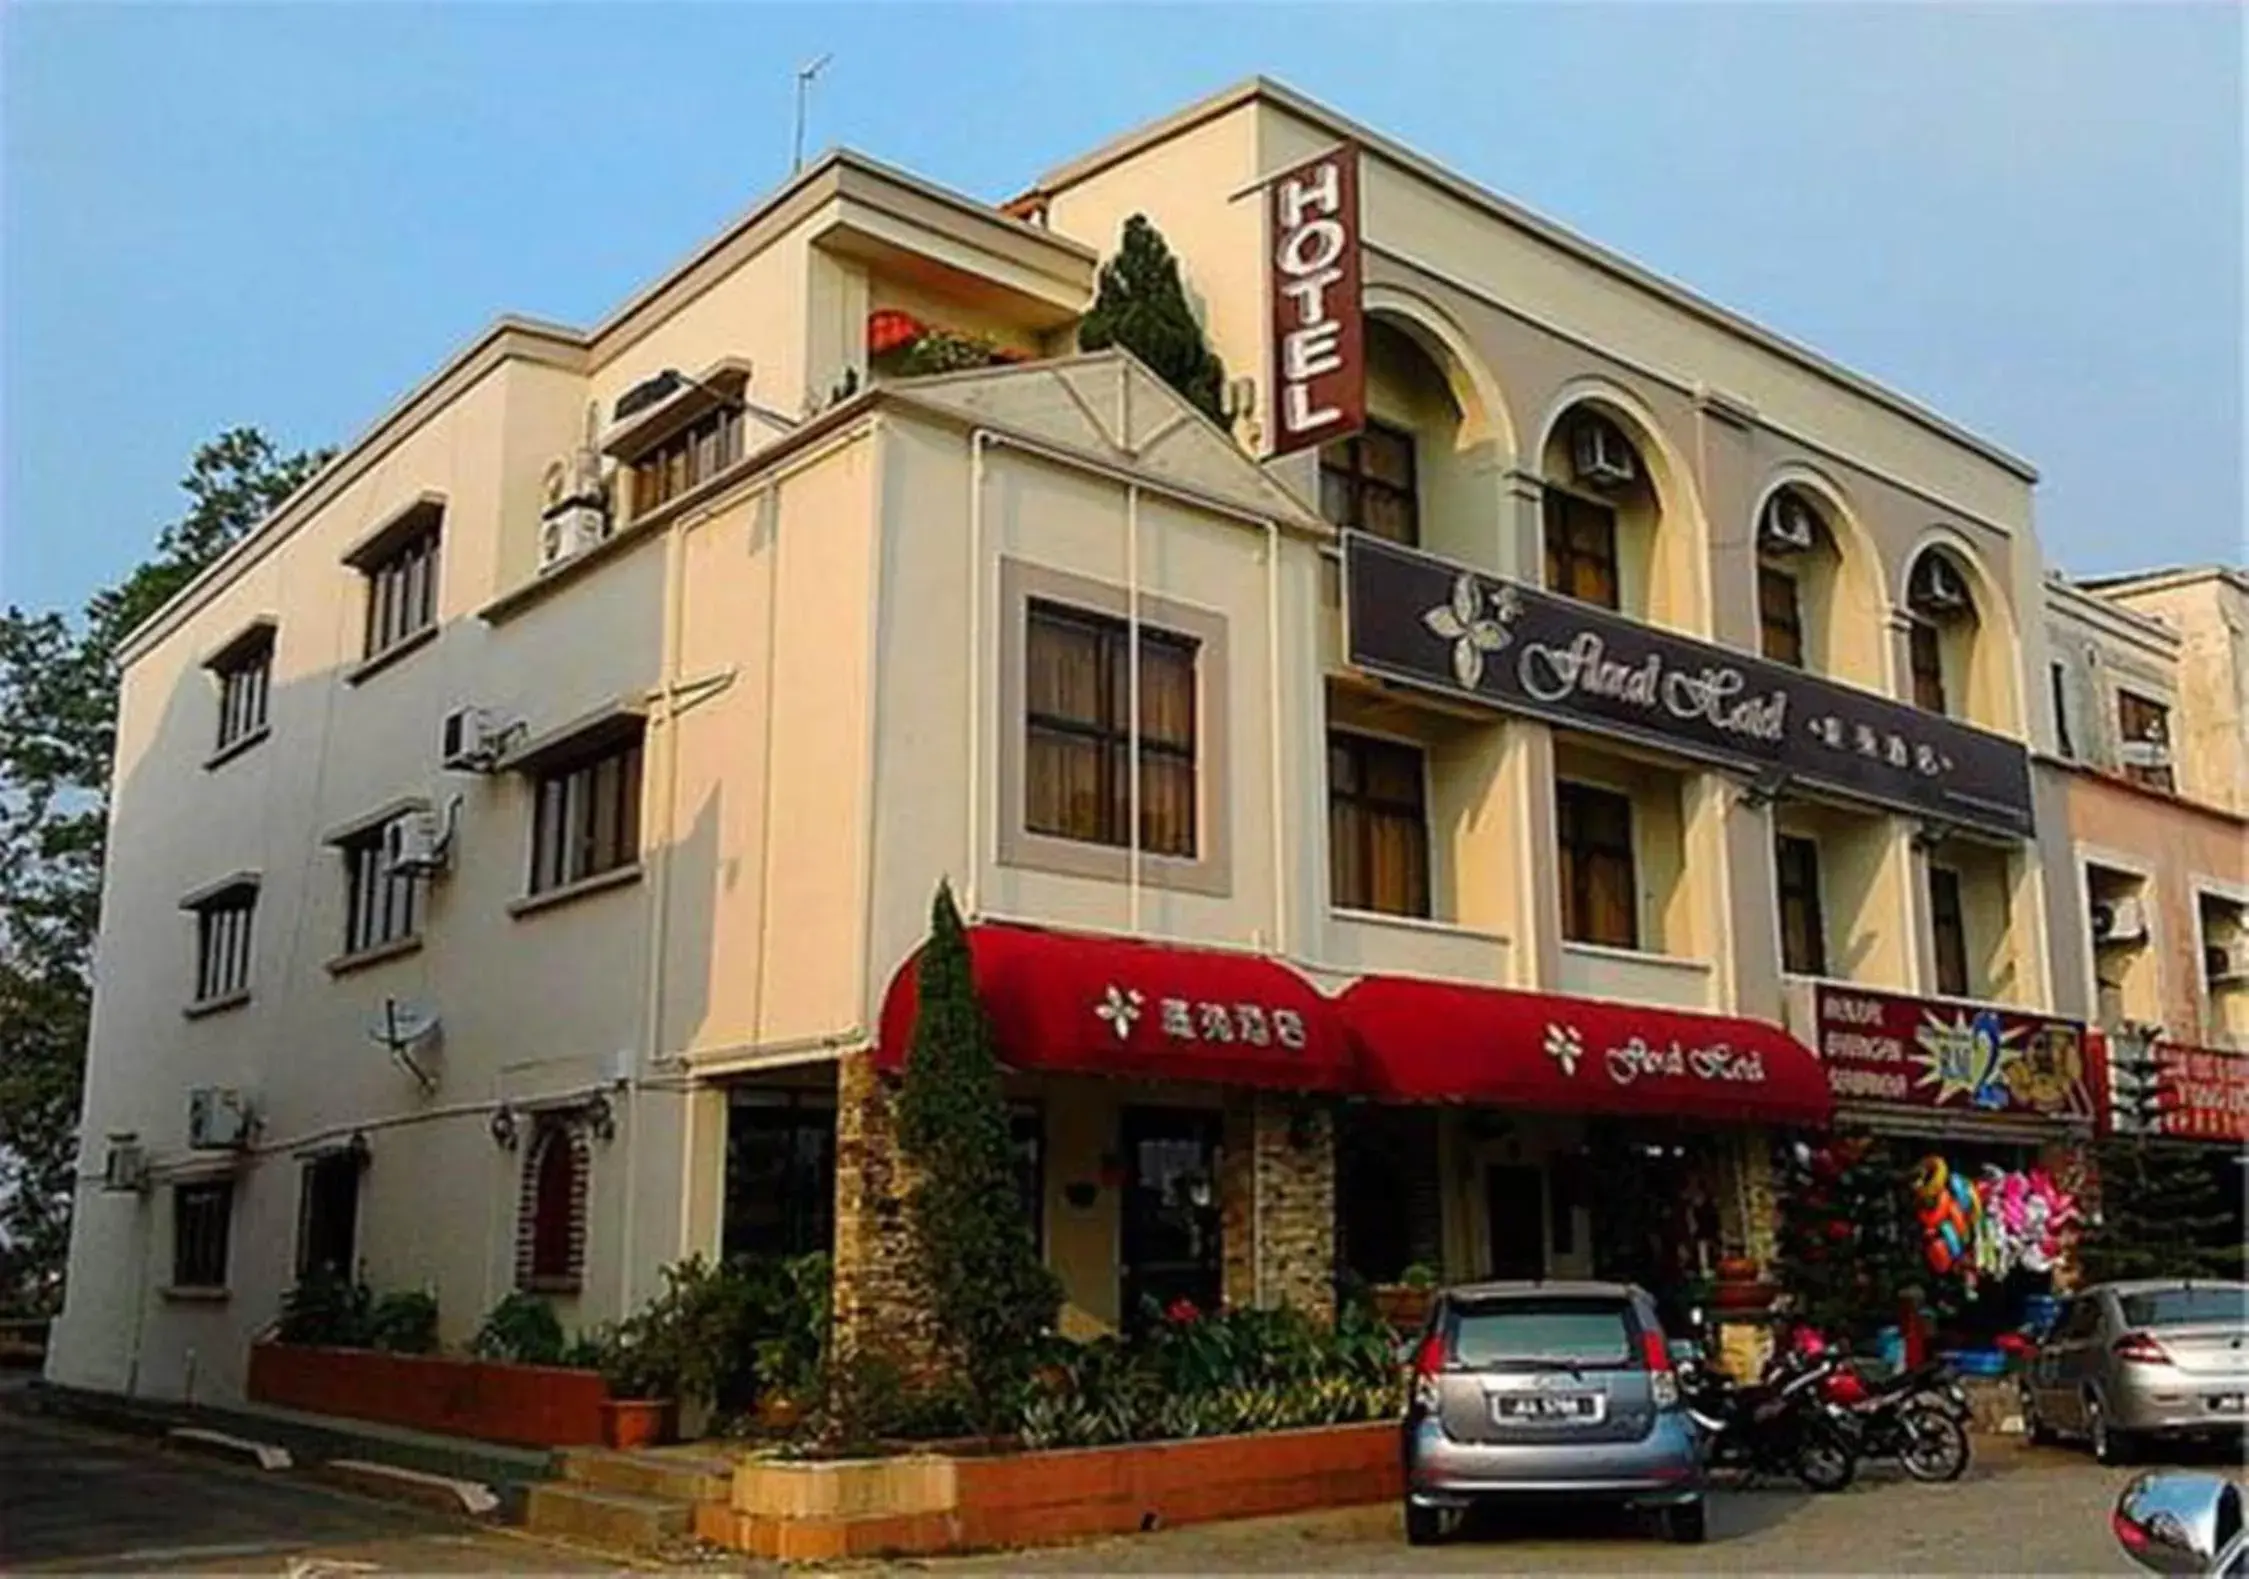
[1023,601,1198,858]
[361,515,441,660]
[172,1180,233,1290]
[629,404,745,518]
[1318,421,1419,545]
[1543,490,1620,610]
[1775,834,1829,978]
[341,824,421,955]
[296,1153,362,1282]
[529,732,645,894]
[2050,662,2075,760]
[1909,620,1947,714]
[1929,865,1969,998]
[1557,781,1637,949]
[191,886,256,1004]
[2116,690,2175,793]
[722,1093,835,1261]
[1327,731,1430,918]
[212,634,273,752]
[1759,567,1806,668]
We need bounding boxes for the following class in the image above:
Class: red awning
[876,924,1355,1093]
[1339,976,1832,1127]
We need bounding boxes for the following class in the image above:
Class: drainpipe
[1127,482,1142,937]
[1265,520,1287,959]
[965,432,991,920]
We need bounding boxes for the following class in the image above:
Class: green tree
[2082,1141,2244,1284]
[894,881,1060,1426]
[0,428,330,1313]
[1077,215,1229,426]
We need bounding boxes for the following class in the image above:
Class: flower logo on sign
[1423,574,1520,690]
[1544,1022,1585,1078]
[1095,985,1145,1041]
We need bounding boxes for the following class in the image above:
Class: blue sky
[3,2,2240,614]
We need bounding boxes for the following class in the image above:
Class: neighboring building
[2041,567,2249,1147]
[53,78,2068,1405]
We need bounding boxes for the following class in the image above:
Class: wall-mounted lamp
[1737,765,1792,811]
[1911,818,1958,852]
[582,1093,617,1145]
[488,1104,521,1151]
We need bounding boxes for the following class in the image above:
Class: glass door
[1120,1106,1223,1328]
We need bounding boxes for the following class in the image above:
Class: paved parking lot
[933,1438,2222,1574]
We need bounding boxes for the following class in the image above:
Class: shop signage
[1344,533,2036,839]
[1094,983,1310,1051]
[1266,143,1364,458]
[1814,984,2093,1125]
[1542,1020,1769,1091]
[2103,1032,2249,1143]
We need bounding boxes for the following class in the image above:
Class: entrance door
[1120,1107,1223,1327]
[1484,1163,1547,1281]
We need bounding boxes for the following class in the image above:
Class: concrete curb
[323,1458,502,1518]
[166,1425,293,1471]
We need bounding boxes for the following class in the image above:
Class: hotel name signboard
[1344,533,2035,839]
[1265,144,1365,458]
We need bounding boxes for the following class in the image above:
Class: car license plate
[1494,1392,1601,1423]
[2209,1394,2244,1414]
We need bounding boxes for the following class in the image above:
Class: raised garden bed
[246,1341,608,1448]
[693,1419,1403,1560]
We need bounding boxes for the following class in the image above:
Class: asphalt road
[0,1405,629,1574]
[931,1438,2206,1574]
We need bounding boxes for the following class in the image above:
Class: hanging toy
[1914,1155,1973,1276]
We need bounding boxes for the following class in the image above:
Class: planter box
[1370,1286,1433,1332]
[246,1341,608,1448]
[700,1420,1402,1560]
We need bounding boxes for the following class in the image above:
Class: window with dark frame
[1557,780,1638,949]
[212,631,273,753]
[296,1152,363,1282]
[529,730,645,895]
[191,885,256,1004]
[1542,490,1621,609]
[172,1179,233,1289]
[1024,601,1198,858]
[2051,662,2075,760]
[360,514,441,660]
[518,1119,588,1290]
[1929,865,1970,998]
[1775,834,1829,978]
[2116,691,2175,793]
[1327,731,1430,918]
[630,404,746,519]
[722,1093,836,1261]
[1758,567,1806,668]
[1909,620,1947,714]
[1317,421,1419,544]
[340,822,421,956]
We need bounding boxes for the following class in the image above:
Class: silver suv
[1402,1280,1706,1545]
[2023,1279,2248,1464]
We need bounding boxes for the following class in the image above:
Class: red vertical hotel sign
[1266,144,1365,458]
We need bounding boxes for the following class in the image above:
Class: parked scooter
[1674,1310,1859,1492]
[1782,1324,1973,1483]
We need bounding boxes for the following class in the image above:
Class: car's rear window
[2120,1287,2249,1328]
[1448,1297,1638,1368]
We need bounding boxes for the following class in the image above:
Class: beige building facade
[53,79,2071,1405]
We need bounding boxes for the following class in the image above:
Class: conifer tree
[895,882,1060,1423]
[1078,215,1229,425]
[2082,1141,2243,1283]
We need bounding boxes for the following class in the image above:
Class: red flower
[867,309,925,356]
[1164,1298,1201,1324]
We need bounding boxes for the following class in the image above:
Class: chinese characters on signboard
[1266,145,1364,458]
[1815,985,2092,1125]
[1094,983,1308,1051]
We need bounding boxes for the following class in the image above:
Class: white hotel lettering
[1519,630,1787,744]
[1268,149,1362,454]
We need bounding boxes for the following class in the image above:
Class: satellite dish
[366,998,442,1092]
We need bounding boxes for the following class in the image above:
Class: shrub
[471,1292,565,1365]
[276,1271,373,1347]
[366,1289,439,1355]
[896,882,1062,1429]
[1077,215,1228,424]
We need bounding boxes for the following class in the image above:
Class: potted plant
[1372,1263,1438,1332]
[598,1336,676,1449]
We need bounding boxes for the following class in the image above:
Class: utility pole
[792,54,833,176]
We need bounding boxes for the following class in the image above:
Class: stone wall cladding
[1220,1094,1257,1309]
[1253,1097,1336,1321]
[830,1049,950,1381]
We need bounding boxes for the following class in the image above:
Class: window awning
[875,923,1355,1093]
[1339,976,1832,1128]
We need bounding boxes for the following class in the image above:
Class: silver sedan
[2023,1279,2249,1464]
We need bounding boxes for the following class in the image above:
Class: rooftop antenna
[792,53,833,176]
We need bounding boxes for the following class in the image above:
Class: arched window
[516,1119,588,1292]
[1905,547,1979,717]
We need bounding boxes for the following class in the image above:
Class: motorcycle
[1675,1316,1860,1492]
[1781,1324,1973,1484]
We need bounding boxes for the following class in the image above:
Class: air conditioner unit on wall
[187,1088,253,1151]
[102,1139,150,1193]
[1570,417,1637,491]
[1909,554,1972,615]
[2091,896,2149,946]
[1758,492,1819,554]
[2209,938,2249,987]
[2118,738,2173,772]
[382,809,450,876]
[440,707,512,773]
